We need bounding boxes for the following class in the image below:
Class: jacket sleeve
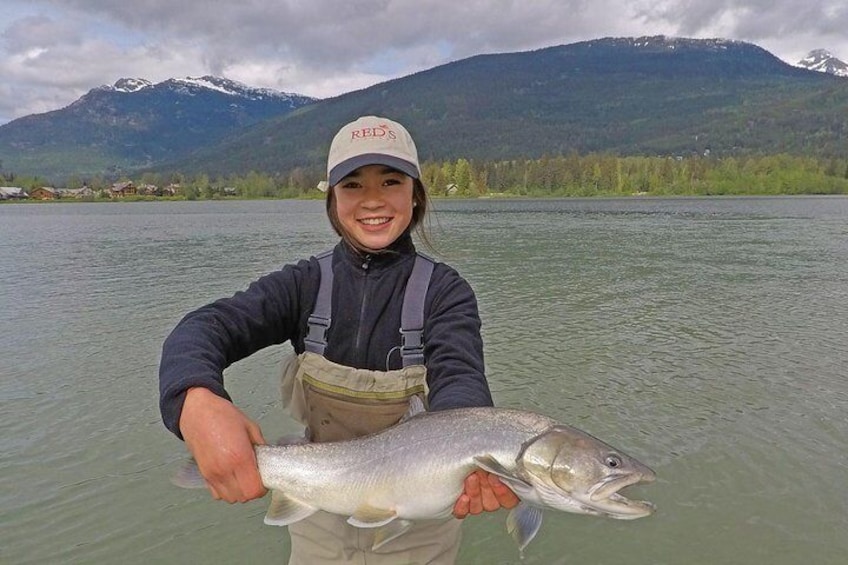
[158,260,314,438]
[423,264,494,410]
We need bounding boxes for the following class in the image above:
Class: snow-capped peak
[110,78,153,93]
[796,49,848,77]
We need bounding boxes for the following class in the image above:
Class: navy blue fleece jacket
[159,235,493,437]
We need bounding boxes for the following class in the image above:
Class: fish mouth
[583,472,656,519]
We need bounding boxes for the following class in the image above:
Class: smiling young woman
[160,115,517,564]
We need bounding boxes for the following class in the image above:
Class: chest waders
[280,250,464,564]
[281,250,434,443]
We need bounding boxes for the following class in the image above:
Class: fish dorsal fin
[273,431,310,446]
[506,503,544,556]
[264,490,318,526]
[372,519,414,550]
[400,395,426,422]
[347,504,398,528]
[473,455,535,499]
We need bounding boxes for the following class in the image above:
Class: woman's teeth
[360,217,390,225]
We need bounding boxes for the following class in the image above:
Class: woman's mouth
[359,217,391,226]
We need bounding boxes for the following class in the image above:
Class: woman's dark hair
[326,176,433,254]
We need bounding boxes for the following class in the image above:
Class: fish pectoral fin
[506,502,544,552]
[347,504,398,528]
[372,519,414,550]
[263,490,318,526]
[473,454,518,479]
[474,455,536,501]
[473,455,529,484]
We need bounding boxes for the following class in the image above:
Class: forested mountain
[1,36,846,183]
[0,76,316,180]
[163,36,848,179]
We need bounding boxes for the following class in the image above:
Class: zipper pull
[361,254,372,270]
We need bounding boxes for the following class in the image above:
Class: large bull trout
[175,402,656,554]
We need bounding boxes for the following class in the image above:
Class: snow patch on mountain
[796,49,848,77]
[169,76,301,100]
[111,78,153,93]
[103,75,309,100]
[629,35,741,51]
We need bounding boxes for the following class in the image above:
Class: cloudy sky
[1,0,846,124]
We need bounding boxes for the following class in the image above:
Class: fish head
[517,425,656,519]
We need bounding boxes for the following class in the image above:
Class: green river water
[1,197,846,564]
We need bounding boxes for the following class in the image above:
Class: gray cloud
[636,1,848,44]
[1,0,846,124]
[3,14,80,51]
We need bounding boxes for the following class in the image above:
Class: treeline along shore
[3,153,848,201]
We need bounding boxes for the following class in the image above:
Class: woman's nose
[360,183,383,203]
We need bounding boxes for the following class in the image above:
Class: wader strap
[305,249,435,366]
[400,254,434,367]
[304,250,334,356]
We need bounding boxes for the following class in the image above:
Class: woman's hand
[453,469,520,518]
[179,387,268,503]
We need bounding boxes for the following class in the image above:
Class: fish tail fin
[170,457,207,489]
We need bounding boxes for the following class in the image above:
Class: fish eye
[605,454,623,468]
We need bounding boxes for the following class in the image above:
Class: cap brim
[328,153,419,186]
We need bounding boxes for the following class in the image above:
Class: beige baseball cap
[326,115,420,186]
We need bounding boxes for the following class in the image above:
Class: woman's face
[332,164,414,251]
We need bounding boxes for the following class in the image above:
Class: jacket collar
[337,233,416,271]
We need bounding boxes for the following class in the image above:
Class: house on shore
[57,186,96,199]
[109,181,137,198]
[137,184,159,196]
[29,187,58,200]
[0,186,28,200]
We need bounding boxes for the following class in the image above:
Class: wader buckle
[400,328,425,365]
[305,315,331,352]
